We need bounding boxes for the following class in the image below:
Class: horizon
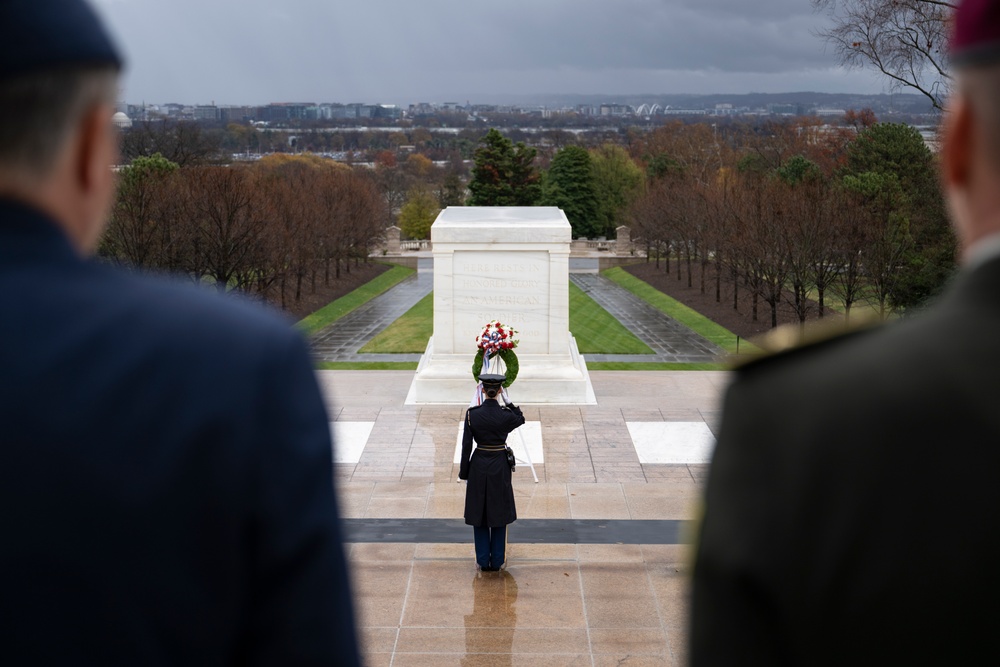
[93,0,895,109]
[124,90,929,110]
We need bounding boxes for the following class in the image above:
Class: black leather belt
[476,445,507,451]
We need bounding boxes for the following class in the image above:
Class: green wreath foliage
[472,348,519,387]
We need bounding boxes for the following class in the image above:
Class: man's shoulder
[80,265,304,365]
[731,314,888,378]
[136,272,291,334]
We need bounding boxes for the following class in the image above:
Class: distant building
[219,106,254,122]
[112,111,132,129]
[192,105,219,121]
[599,103,632,116]
[769,103,798,115]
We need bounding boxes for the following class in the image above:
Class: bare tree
[121,119,223,166]
[181,166,267,292]
[813,0,955,110]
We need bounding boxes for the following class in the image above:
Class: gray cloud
[92,0,886,105]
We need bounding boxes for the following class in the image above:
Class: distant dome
[112,111,132,129]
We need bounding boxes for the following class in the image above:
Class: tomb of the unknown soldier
[310,205,727,664]
[407,206,596,405]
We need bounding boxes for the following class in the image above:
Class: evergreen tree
[541,145,600,238]
[467,128,541,206]
[841,122,956,311]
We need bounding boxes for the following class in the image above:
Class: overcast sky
[91,0,887,106]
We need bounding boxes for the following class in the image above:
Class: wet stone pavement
[316,370,729,666]
[311,260,432,363]
[310,264,724,365]
[570,273,722,363]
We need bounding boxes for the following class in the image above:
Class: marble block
[407,207,595,404]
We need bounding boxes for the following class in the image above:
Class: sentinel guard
[458,373,525,571]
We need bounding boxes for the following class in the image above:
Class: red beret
[951,0,1000,67]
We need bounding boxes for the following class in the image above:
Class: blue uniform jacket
[0,199,360,665]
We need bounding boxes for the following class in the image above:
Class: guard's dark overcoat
[459,399,525,527]
[0,200,360,665]
[691,255,1000,666]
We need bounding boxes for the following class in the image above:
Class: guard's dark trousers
[473,526,506,570]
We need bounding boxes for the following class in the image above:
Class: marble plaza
[317,369,727,666]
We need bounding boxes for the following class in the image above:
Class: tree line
[628,120,955,324]
[110,111,956,324]
[458,118,955,322]
[100,153,386,310]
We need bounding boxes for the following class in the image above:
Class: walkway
[310,259,432,363]
[311,265,725,364]
[570,273,721,363]
[317,369,728,666]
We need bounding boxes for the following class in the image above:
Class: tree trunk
[752,292,758,322]
[732,267,739,311]
[818,286,825,318]
[686,242,692,288]
[715,257,722,303]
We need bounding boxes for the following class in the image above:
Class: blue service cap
[0,0,123,80]
[479,374,506,387]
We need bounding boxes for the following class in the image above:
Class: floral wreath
[471,320,519,387]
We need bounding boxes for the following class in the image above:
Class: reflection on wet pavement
[464,570,517,666]
[326,369,724,665]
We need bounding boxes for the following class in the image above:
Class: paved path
[310,264,724,363]
[570,273,723,363]
[310,261,432,362]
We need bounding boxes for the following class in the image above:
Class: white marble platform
[625,422,716,464]
[329,420,714,465]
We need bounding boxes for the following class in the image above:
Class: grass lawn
[353,284,654,356]
[305,265,746,371]
[602,266,759,355]
[358,293,433,354]
[569,281,653,354]
[296,264,414,336]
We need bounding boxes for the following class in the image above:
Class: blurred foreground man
[0,1,359,664]
[691,1,1000,664]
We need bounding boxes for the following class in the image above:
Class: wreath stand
[499,385,539,484]
[470,354,539,484]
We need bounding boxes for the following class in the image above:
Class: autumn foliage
[101,153,387,311]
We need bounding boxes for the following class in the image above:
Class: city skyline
[94,0,889,107]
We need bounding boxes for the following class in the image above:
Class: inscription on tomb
[452,250,549,353]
